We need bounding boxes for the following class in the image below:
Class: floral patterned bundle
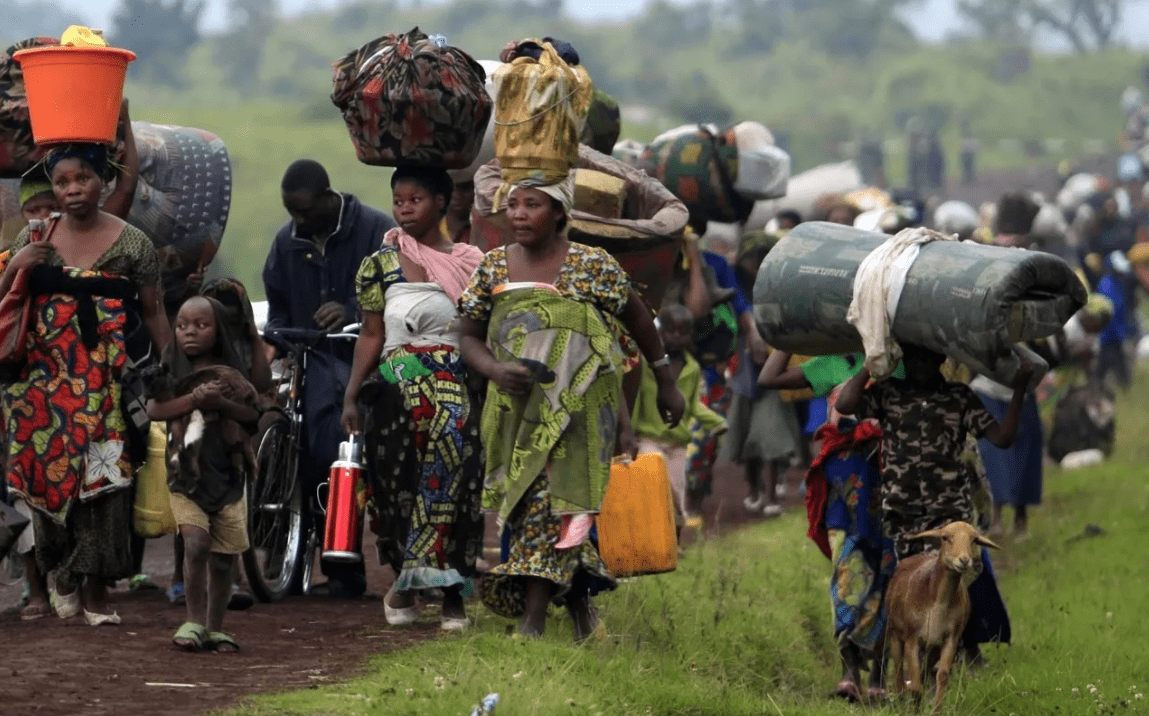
[331,28,492,169]
[0,37,56,178]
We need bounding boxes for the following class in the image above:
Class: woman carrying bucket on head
[0,141,171,624]
[2,35,170,624]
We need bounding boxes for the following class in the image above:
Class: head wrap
[44,143,110,179]
[19,179,53,207]
[506,173,576,216]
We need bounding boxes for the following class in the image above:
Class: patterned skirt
[360,345,484,592]
[481,472,617,619]
[33,489,133,592]
[685,367,731,499]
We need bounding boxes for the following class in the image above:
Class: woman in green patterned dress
[457,176,685,641]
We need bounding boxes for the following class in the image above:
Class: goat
[885,521,1002,713]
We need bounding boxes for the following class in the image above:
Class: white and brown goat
[885,521,1002,712]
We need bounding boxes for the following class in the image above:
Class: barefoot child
[147,296,260,652]
[632,304,726,534]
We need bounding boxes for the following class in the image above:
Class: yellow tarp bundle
[492,40,594,186]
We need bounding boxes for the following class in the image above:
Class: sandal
[20,601,53,621]
[173,621,208,652]
[384,586,419,626]
[441,616,469,632]
[84,609,122,626]
[129,574,161,592]
[206,631,240,653]
[50,588,81,620]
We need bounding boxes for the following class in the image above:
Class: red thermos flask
[322,436,366,563]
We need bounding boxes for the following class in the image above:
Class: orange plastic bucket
[13,46,136,145]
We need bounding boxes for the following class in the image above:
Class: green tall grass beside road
[227,377,1149,715]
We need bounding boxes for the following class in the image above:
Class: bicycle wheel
[293,515,320,596]
[243,416,303,603]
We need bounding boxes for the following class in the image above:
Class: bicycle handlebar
[262,325,360,352]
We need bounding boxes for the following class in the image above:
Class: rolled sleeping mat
[126,121,232,307]
[0,37,55,178]
[752,221,1088,387]
[0,177,23,248]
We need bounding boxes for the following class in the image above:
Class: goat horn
[975,534,1003,550]
[907,528,945,540]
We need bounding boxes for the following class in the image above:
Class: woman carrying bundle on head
[457,173,685,641]
[342,167,487,631]
[0,141,170,625]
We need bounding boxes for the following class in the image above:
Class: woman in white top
[341,167,484,631]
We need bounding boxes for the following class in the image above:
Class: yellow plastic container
[597,452,678,577]
[133,421,177,538]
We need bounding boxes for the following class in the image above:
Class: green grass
[222,378,1149,715]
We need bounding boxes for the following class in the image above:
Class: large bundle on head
[0,38,56,177]
[126,122,232,307]
[743,161,863,231]
[492,40,595,185]
[450,59,620,183]
[753,221,1087,387]
[640,122,790,228]
[472,145,689,309]
[331,28,492,169]
[611,139,646,168]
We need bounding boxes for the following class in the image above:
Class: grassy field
[221,374,1149,716]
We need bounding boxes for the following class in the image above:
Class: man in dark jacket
[262,159,397,598]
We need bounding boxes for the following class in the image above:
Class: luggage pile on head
[491,37,595,186]
[639,121,791,227]
[469,37,686,309]
[331,27,493,169]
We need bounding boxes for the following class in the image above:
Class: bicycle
[242,324,359,603]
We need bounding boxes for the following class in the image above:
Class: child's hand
[655,381,686,428]
[192,381,227,410]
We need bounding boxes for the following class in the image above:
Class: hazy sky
[35,0,1149,48]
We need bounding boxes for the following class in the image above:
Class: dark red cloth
[804,420,883,559]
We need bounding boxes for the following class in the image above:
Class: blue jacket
[262,193,396,331]
[1098,273,1132,345]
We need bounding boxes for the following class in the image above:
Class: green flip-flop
[173,621,207,652]
[206,631,240,653]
